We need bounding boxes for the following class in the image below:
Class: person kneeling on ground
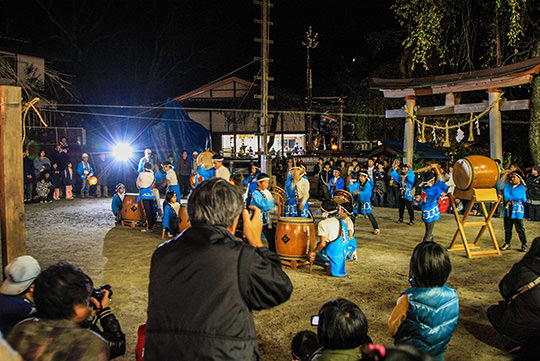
[310,298,373,360]
[389,242,459,361]
[7,261,112,361]
[111,183,125,224]
[487,236,540,354]
[162,190,181,237]
[0,256,41,336]
[144,178,293,360]
[309,200,351,277]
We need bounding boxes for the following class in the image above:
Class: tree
[392,0,540,163]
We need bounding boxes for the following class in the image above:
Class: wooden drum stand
[448,188,502,259]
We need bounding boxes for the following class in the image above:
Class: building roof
[365,140,451,160]
[372,56,540,98]
[174,76,257,102]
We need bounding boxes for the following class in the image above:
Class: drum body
[453,156,499,191]
[272,186,286,217]
[179,203,190,232]
[333,189,353,204]
[275,217,315,259]
[121,193,145,222]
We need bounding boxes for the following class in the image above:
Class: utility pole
[254,0,274,176]
[338,96,344,150]
[302,26,318,152]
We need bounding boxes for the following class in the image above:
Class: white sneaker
[373,229,380,235]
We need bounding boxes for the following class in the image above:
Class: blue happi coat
[391,168,415,201]
[163,203,179,231]
[349,178,374,214]
[319,218,350,277]
[419,181,449,223]
[196,165,215,181]
[250,189,275,226]
[111,193,123,216]
[328,177,345,198]
[503,183,527,219]
[284,179,309,218]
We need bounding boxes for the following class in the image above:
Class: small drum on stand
[178,203,190,232]
[333,189,353,205]
[275,217,316,270]
[121,193,145,228]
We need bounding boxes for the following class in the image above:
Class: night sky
[0,0,400,105]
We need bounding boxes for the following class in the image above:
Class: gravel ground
[23,197,539,360]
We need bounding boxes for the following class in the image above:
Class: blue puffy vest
[394,285,459,356]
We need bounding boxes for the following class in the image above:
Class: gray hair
[187,178,244,227]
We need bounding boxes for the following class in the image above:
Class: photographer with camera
[145,178,293,360]
[82,284,126,359]
[7,262,125,361]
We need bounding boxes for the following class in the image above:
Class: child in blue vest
[417,164,449,243]
[501,169,528,252]
[389,242,459,361]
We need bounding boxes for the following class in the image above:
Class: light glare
[113,143,133,161]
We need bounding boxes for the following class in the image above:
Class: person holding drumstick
[500,169,528,251]
[391,164,416,225]
[328,169,345,198]
[285,166,310,218]
[250,173,276,251]
[351,169,380,235]
[416,164,448,243]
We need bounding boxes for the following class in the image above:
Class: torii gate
[371,57,540,165]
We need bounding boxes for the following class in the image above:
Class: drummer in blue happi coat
[284,166,310,218]
[416,164,448,243]
[391,163,416,225]
[350,169,380,235]
[500,169,528,252]
[249,173,276,251]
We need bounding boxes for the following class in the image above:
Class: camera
[234,207,255,240]
[311,315,319,326]
[92,284,112,308]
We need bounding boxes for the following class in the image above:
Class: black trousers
[179,175,191,197]
[529,204,540,221]
[398,197,414,222]
[366,213,379,230]
[504,217,527,246]
[142,199,157,230]
[423,221,435,242]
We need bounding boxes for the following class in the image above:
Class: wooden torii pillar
[371,56,540,162]
[0,86,25,270]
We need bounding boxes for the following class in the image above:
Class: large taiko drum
[272,186,286,217]
[333,189,353,205]
[179,203,190,232]
[453,155,500,191]
[275,217,315,259]
[121,193,145,222]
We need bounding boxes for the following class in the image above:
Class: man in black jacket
[527,165,540,221]
[145,178,293,360]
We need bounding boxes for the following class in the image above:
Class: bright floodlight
[113,143,133,161]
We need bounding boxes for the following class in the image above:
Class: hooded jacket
[144,224,293,360]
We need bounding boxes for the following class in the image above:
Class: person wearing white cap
[77,153,94,198]
[0,256,41,336]
[212,154,230,181]
[137,148,155,173]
